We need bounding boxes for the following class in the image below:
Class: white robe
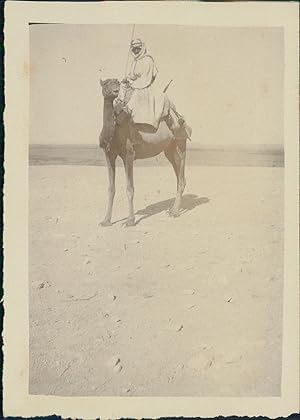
[126,47,166,128]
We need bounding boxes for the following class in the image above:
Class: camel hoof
[167,208,179,218]
[100,220,112,227]
[125,219,136,227]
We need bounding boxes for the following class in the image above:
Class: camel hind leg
[164,140,187,217]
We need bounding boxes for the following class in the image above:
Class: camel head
[100,78,120,99]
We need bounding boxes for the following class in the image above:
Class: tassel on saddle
[165,108,192,141]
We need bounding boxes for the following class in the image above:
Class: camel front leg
[124,141,135,227]
[101,150,116,227]
[169,140,186,217]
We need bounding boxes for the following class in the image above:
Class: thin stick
[163,79,173,93]
[124,24,136,78]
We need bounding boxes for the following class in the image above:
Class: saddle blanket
[117,83,170,129]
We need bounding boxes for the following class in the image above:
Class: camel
[99,78,191,227]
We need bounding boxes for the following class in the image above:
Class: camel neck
[103,97,114,112]
[102,97,115,124]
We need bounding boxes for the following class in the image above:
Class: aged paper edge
[3,1,299,418]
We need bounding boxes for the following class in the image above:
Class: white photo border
[4,1,299,418]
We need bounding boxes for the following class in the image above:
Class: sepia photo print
[29,23,284,397]
[4,2,299,418]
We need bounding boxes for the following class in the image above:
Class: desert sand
[29,164,283,396]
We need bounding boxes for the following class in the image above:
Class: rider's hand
[121,78,130,86]
[130,74,139,81]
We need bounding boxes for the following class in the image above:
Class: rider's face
[132,46,142,56]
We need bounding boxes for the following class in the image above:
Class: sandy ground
[29,164,283,396]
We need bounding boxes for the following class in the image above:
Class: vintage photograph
[28,23,285,397]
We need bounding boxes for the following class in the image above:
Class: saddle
[113,94,191,141]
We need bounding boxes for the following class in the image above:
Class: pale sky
[30,24,283,145]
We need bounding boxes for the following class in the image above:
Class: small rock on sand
[113,364,123,373]
[107,355,120,368]
[169,324,183,332]
[177,363,185,370]
[201,344,212,351]
[112,316,121,323]
[186,303,195,309]
[182,289,195,295]
[37,281,51,289]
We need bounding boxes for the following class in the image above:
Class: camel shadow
[134,194,210,225]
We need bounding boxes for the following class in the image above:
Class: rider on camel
[115,38,191,140]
